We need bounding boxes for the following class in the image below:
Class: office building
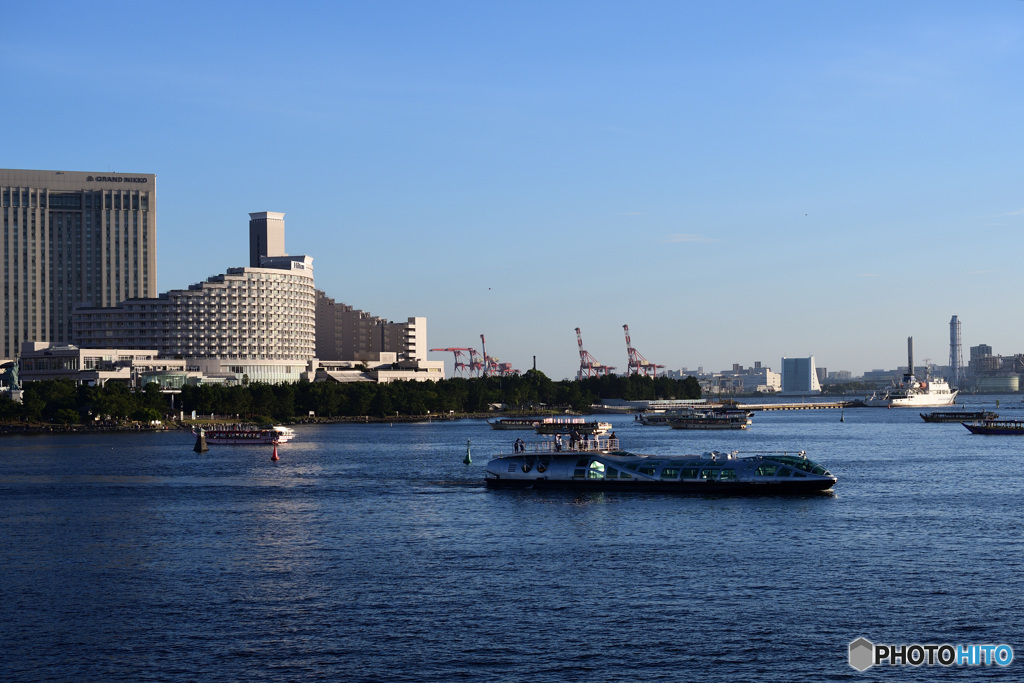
[0,168,157,360]
[781,356,821,395]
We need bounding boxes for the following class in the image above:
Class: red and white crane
[575,327,615,380]
[623,324,665,378]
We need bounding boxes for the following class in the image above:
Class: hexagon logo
[849,637,874,671]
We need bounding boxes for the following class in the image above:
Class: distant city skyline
[4,2,1023,380]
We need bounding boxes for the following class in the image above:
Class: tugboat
[484,437,836,494]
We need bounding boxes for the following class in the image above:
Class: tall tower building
[949,315,963,387]
[249,211,286,267]
[0,169,157,360]
[781,356,821,395]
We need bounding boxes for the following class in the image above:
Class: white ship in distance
[864,337,957,408]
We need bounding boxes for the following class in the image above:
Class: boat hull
[921,411,997,423]
[669,421,748,430]
[962,421,1024,435]
[485,478,834,494]
[484,447,836,496]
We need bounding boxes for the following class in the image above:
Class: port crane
[575,327,615,380]
[429,347,479,378]
[623,324,665,378]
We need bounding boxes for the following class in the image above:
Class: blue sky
[4,1,1023,379]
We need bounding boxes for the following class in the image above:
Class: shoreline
[0,412,572,436]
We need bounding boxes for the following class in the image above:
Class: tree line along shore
[0,371,702,430]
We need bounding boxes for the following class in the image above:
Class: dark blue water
[2,398,1023,681]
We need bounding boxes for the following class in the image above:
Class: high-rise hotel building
[0,169,156,360]
[72,212,316,384]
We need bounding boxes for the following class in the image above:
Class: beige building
[19,341,191,387]
[71,212,316,384]
[315,291,428,364]
[0,169,157,360]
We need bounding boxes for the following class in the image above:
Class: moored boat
[488,418,541,430]
[920,410,997,423]
[192,424,296,444]
[863,337,957,408]
[961,420,1024,435]
[668,410,752,430]
[484,438,836,494]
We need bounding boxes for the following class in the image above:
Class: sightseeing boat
[920,410,998,423]
[961,420,1024,435]
[534,417,612,435]
[484,438,836,493]
[192,424,296,444]
[488,418,541,430]
[668,410,752,430]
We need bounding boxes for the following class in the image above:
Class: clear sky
[4,1,1023,379]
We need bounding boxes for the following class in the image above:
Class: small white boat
[192,424,296,445]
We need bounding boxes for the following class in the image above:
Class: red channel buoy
[271,444,279,461]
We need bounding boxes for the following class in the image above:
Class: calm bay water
[2,398,1024,681]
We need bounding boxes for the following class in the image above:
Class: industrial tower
[949,315,963,388]
[623,324,665,378]
[575,327,615,380]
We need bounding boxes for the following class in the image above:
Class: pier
[736,401,855,411]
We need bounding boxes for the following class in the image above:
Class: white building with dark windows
[0,168,157,360]
[71,212,315,384]
[781,356,821,395]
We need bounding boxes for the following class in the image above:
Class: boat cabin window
[776,467,792,477]
[588,461,605,479]
[680,467,700,479]
[605,466,619,479]
[719,468,737,481]
[756,464,778,476]
[660,467,679,480]
[637,465,657,477]
[699,468,721,480]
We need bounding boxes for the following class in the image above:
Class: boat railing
[503,437,620,455]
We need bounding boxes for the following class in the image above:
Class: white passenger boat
[192,424,296,445]
[484,438,836,493]
[534,417,612,435]
[863,337,957,408]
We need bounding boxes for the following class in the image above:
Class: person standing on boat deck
[555,434,563,452]
[570,429,581,450]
